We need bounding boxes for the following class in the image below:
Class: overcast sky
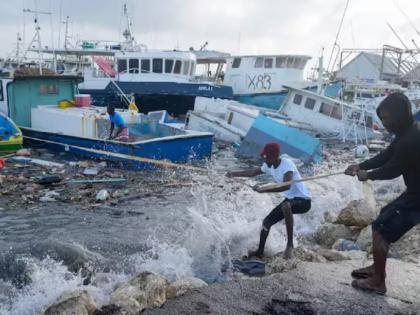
[1,0,420,71]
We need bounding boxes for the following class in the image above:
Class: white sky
[1,0,420,71]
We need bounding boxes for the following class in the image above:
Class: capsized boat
[0,112,22,154]
[4,75,213,170]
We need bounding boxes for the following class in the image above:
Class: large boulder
[43,291,97,315]
[266,247,327,274]
[110,272,169,314]
[314,223,354,248]
[335,183,377,227]
[170,277,208,297]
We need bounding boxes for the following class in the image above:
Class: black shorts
[372,192,420,243]
[263,198,311,230]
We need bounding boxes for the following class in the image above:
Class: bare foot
[283,246,293,260]
[352,277,386,295]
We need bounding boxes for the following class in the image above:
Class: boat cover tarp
[237,114,322,163]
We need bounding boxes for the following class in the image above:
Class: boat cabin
[115,50,197,83]
[280,86,378,141]
[224,55,311,95]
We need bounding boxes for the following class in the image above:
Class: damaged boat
[2,75,213,169]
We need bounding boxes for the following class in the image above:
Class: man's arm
[359,143,394,170]
[358,142,405,181]
[226,168,263,178]
[255,171,293,193]
[345,143,394,176]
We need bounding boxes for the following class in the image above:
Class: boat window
[232,58,241,68]
[320,102,333,116]
[304,98,316,110]
[254,57,264,68]
[117,59,127,73]
[174,60,182,74]
[264,58,273,68]
[0,82,3,101]
[275,57,287,68]
[365,115,373,128]
[152,58,163,73]
[141,59,150,73]
[39,84,59,94]
[331,104,343,119]
[286,57,295,68]
[293,94,303,105]
[129,59,139,73]
[165,59,174,73]
[183,61,190,75]
[320,102,342,119]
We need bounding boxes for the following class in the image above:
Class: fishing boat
[33,4,233,116]
[0,112,22,154]
[279,86,380,142]
[222,54,313,109]
[2,75,213,170]
[186,97,322,163]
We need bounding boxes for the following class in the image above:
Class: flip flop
[351,279,386,295]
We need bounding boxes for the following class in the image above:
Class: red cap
[261,143,280,158]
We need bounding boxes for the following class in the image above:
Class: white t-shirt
[260,158,311,200]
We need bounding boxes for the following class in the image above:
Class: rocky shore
[41,191,420,315]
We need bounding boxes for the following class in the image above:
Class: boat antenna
[392,0,420,38]
[387,22,418,63]
[327,0,350,73]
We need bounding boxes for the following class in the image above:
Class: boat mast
[22,7,52,75]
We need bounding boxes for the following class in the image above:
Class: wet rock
[264,298,316,315]
[43,290,97,315]
[266,248,326,274]
[335,183,377,227]
[96,190,110,201]
[170,277,208,297]
[110,271,169,314]
[313,223,353,248]
[0,252,31,288]
[355,226,372,252]
[93,305,122,315]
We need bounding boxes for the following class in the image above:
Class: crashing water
[0,144,405,314]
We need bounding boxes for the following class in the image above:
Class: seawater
[0,146,405,314]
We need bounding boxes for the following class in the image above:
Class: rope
[256,171,346,192]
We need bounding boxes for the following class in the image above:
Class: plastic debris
[11,157,64,168]
[96,189,110,201]
[83,167,99,176]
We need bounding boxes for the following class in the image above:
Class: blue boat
[237,114,322,164]
[4,75,213,170]
[415,110,420,122]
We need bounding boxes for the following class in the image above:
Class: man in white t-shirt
[226,142,311,259]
